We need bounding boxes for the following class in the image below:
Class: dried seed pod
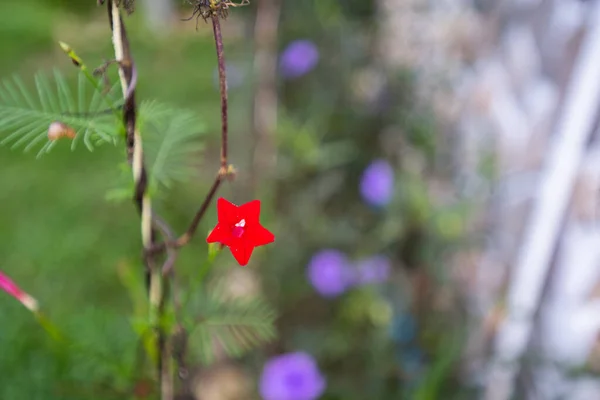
[47,121,76,141]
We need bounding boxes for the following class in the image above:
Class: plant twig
[104,1,174,399]
[212,14,229,172]
[151,211,183,345]
[176,173,224,247]
[175,12,233,244]
[69,1,243,398]
[58,42,123,123]
[149,11,233,254]
[108,0,138,166]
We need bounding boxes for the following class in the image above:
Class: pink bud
[0,271,38,312]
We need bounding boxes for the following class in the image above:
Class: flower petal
[239,200,261,224]
[207,223,231,245]
[0,271,38,312]
[217,197,239,224]
[229,243,255,266]
[0,272,23,299]
[249,224,275,247]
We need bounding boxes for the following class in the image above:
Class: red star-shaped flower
[207,198,275,266]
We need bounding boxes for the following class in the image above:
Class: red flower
[207,198,275,266]
[0,270,38,312]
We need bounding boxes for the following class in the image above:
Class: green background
[0,1,473,399]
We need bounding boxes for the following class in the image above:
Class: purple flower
[355,255,391,285]
[359,159,394,207]
[280,40,319,79]
[307,250,353,298]
[259,352,326,400]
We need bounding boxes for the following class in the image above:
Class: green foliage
[140,100,206,190]
[187,282,277,365]
[412,327,464,400]
[117,259,149,320]
[63,307,136,384]
[277,111,357,174]
[0,67,207,201]
[0,303,137,400]
[0,70,121,156]
[0,7,230,399]
[103,101,207,202]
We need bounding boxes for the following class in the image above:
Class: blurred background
[3,0,600,399]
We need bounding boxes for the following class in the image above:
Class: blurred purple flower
[259,351,326,400]
[213,63,245,90]
[307,250,354,298]
[280,40,319,79]
[356,255,391,285]
[359,159,394,207]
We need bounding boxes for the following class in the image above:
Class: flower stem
[176,174,223,247]
[104,1,173,398]
[212,14,228,172]
[148,15,231,253]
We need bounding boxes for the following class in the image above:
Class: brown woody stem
[212,14,228,171]
[105,1,175,399]
[175,174,223,247]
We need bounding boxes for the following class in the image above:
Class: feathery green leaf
[139,100,206,190]
[186,282,277,365]
[0,69,122,157]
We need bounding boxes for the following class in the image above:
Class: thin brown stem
[145,7,234,257]
[176,174,223,247]
[212,14,229,171]
[163,14,230,249]
[147,173,223,255]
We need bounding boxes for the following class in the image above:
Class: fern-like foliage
[0,69,207,194]
[0,70,121,157]
[140,100,206,190]
[187,283,277,365]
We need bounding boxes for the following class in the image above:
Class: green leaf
[413,327,463,400]
[117,259,148,318]
[63,307,135,381]
[139,100,206,190]
[105,187,133,203]
[0,69,121,157]
[187,283,277,365]
[104,162,135,204]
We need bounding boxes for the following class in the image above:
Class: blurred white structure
[486,3,600,398]
[378,0,600,398]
